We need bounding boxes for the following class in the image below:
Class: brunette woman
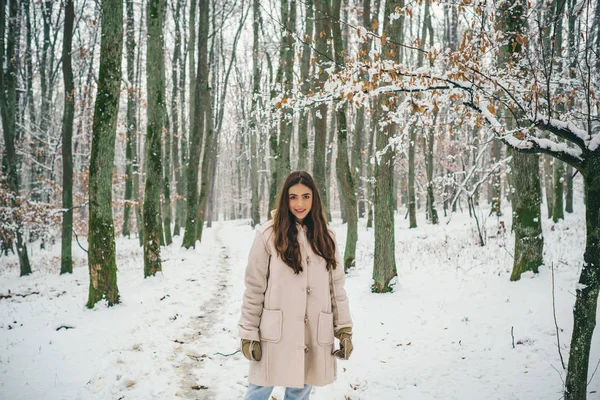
[238,171,353,400]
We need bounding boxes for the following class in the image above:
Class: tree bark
[366,100,376,229]
[565,165,574,213]
[24,0,36,132]
[31,1,53,202]
[551,0,565,223]
[182,0,207,249]
[372,0,402,292]
[312,0,331,215]
[250,0,262,227]
[543,155,554,218]
[60,0,75,275]
[161,5,172,246]
[179,7,188,231]
[490,139,503,215]
[564,161,600,400]
[425,121,439,224]
[277,0,295,182]
[193,0,214,242]
[355,0,371,220]
[0,0,31,276]
[552,159,565,222]
[188,0,197,144]
[87,0,123,307]
[509,151,544,280]
[123,0,136,238]
[332,0,357,271]
[496,0,543,281]
[172,0,183,237]
[144,0,166,276]
[133,5,145,247]
[297,0,313,172]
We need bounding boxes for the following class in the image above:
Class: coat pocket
[317,311,334,345]
[259,308,282,342]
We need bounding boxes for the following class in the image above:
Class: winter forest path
[173,222,236,399]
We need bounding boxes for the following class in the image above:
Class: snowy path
[173,222,234,399]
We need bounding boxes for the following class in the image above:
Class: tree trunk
[143,0,165,276]
[544,155,554,218]
[195,104,215,241]
[552,159,565,222]
[162,113,173,245]
[133,5,145,247]
[332,0,357,270]
[565,164,574,212]
[425,122,439,224]
[551,0,565,224]
[509,152,544,280]
[179,9,188,232]
[372,0,402,292]
[355,0,371,221]
[407,124,417,228]
[424,3,437,225]
[366,100,376,229]
[182,0,207,249]
[277,0,295,182]
[373,101,397,292]
[31,1,53,202]
[297,0,313,172]
[490,139,503,215]
[194,0,214,241]
[188,0,197,145]
[564,161,600,400]
[497,0,543,281]
[24,0,36,135]
[87,0,123,307]
[408,0,432,229]
[268,0,293,217]
[161,9,172,247]
[312,0,331,215]
[0,0,32,276]
[355,105,366,218]
[123,0,136,238]
[172,0,183,237]
[60,0,75,275]
[250,0,261,227]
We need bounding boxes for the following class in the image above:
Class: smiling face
[288,183,313,223]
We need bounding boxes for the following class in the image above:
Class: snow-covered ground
[1,205,599,400]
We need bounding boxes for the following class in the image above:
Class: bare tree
[144,0,166,276]
[87,0,124,307]
[0,0,31,276]
[60,0,75,275]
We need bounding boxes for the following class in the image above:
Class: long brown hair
[273,171,337,274]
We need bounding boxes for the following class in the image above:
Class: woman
[238,171,353,400]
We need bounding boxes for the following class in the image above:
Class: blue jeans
[243,383,312,400]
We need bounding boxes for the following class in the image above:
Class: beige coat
[238,220,353,388]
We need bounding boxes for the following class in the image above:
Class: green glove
[241,339,262,361]
[332,327,353,360]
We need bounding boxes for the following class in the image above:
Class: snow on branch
[499,132,583,168]
[534,119,588,152]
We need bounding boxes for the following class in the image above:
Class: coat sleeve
[330,231,353,332]
[238,230,270,341]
